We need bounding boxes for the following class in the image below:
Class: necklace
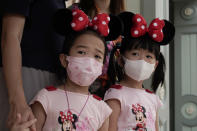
[65,87,90,122]
[64,83,90,123]
[58,86,90,130]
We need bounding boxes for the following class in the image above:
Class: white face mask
[123,57,155,81]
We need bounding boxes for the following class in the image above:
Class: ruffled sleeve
[98,101,112,128]
[104,85,123,103]
[155,95,163,110]
[29,88,49,114]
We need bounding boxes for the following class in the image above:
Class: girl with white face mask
[29,8,123,131]
[104,12,175,131]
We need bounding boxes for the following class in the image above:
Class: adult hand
[7,103,37,131]
[10,113,37,131]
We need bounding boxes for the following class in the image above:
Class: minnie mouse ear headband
[118,11,175,45]
[53,8,123,41]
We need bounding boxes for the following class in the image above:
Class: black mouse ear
[159,20,175,45]
[58,116,63,124]
[72,114,78,122]
[53,9,74,35]
[105,14,124,41]
[118,11,135,38]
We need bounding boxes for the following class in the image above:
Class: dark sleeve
[1,0,33,17]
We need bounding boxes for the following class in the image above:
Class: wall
[125,0,141,13]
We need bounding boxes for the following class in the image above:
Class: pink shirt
[104,85,162,131]
[30,87,112,131]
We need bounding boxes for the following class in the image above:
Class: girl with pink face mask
[104,12,175,131]
[29,8,123,131]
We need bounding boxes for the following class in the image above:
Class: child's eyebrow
[131,49,140,51]
[75,45,88,49]
[95,48,104,55]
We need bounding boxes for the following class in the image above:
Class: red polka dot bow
[132,104,143,113]
[130,14,165,42]
[59,111,74,122]
[71,9,110,36]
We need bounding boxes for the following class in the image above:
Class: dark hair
[55,29,108,83]
[79,0,125,17]
[108,34,166,92]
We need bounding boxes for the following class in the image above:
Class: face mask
[123,57,155,81]
[66,56,103,86]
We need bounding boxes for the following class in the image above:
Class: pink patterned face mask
[66,56,103,86]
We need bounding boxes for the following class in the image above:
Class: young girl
[104,12,175,131]
[76,0,125,96]
[30,8,122,131]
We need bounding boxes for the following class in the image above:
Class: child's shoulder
[91,94,112,110]
[92,94,102,101]
[110,84,123,90]
[91,94,110,108]
[107,84,131,94]
[45,86,57,91]
[144,89,159,100]
[144,89,159,98]
[104,84,125,101]
[105,84,126,96]
[145,89,154,94]
[37,86,59,96]
[91,94,108,105]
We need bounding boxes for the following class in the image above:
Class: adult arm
[1,14,36,131]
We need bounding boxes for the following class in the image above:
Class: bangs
[120,34,160,60]
[62,29,107,63]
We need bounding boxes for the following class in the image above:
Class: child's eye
[95,55,102,60]
[77,50,86,55]
[132,52,139,56]
[146,55,153,59]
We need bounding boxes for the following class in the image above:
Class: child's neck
[60,79,89,95]
[120,75,144,89]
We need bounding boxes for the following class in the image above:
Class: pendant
[58,111,78,131]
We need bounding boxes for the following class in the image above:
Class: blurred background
[66,0,197,131]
